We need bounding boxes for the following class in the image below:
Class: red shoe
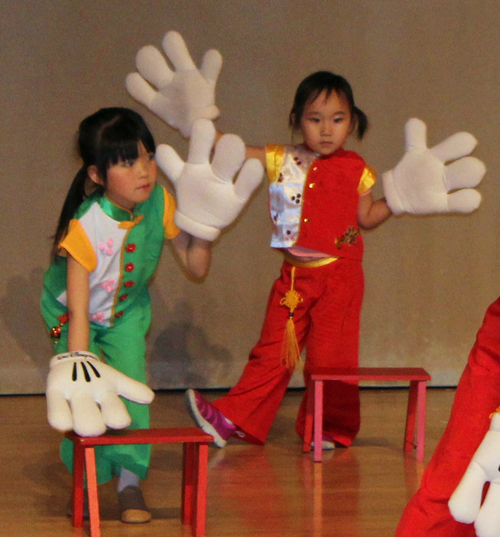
[185,389,236,448]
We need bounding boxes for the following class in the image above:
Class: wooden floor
[0,388,456,537]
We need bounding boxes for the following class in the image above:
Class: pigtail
[51,167,90,258]
[353,106,369,140]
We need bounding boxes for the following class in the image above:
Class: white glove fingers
[405,118,428,151]
[475,483,500,537]
[449,463,486,523]
[444,157,486,190]
[46,390,73,432]
[156,144,185,183]
[125,73,157,108]
[211,134,246,182]
[136,46,174,87]
[114,373,155,404]
[162,31,197,72]
[188,119,217,164]
[70,394,107,437]
[99,392,132,430]
[446,189,482,213]
[200,49,223,84]
[233,158,265,200]
[430,132,478,162]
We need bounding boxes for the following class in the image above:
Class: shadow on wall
[0,268,53,375]
[149,300,234,390]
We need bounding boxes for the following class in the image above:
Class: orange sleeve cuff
[58,219,97,272]
[161,185,181,239]
[266,144,285,183]
[358,165,377,196]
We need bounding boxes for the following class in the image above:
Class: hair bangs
[98,117,156,170]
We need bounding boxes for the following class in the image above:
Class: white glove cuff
[382,170,405,215]
[49,351,100,369]
[174,212,220,241]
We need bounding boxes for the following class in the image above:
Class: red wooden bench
[302,367,431,462]
[66,427,213,536]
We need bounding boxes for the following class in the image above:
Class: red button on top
[126,244,136,253]
[125,263,135,272]
[124,281,135,288]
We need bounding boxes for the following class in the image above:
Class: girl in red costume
[126,31,485,454]
[187,71,392,450]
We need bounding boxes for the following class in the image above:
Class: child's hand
[449,411,500,537]
[157,118,264,241]
[382,118,486,214]
[46,351,154,437]
[126,31,222,138]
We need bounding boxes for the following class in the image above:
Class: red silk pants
[213,257,364,446]
[396,296,500,537]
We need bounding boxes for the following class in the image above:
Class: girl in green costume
[41,107,211,523]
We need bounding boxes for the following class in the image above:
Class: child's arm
[170,231,212,280]
[66,254,90,351]
[357,192,392,230]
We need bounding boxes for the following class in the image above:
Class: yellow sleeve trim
[59,219,97,272]
[358,165,377,196]
[161,185,181,240]
[266,144,285,183]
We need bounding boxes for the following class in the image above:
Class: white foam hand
[449,412,500,537]
[126,30,222,138]
[157,118,264,241]
[46,351,154,437]
[382,118,486,215]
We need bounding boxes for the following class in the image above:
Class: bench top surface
[67,427,213,446]
[310,366,431,381]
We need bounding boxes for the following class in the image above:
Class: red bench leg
[314,380,324,463]
[303,379,314,453]
[193,443,208,536]
[182,442,208,536]
[72,439,85,527]
[405,380,427,462]
[416,380,426,462]
[182,442,194,525]
[85,447,101,537]
[405,380,418,454]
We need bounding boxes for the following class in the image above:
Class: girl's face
[91,142,157,210]
[299,90,353,156]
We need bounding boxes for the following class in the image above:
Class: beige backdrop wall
[2,0,499,394]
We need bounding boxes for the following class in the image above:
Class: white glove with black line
[46,351,154,437]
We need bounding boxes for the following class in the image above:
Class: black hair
[51,107,155,257]
[289,71,369,140]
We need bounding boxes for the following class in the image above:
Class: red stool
[303,367,431,462]
[66,427,213,537]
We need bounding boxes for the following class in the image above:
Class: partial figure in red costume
[396,297,500,537]
[126,31,486,452]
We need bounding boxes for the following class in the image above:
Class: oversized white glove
[46,351,154,437]
[157,118,264,241]
[382,118,486,215]
[126,30,222,138]
[449,411,500,537]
